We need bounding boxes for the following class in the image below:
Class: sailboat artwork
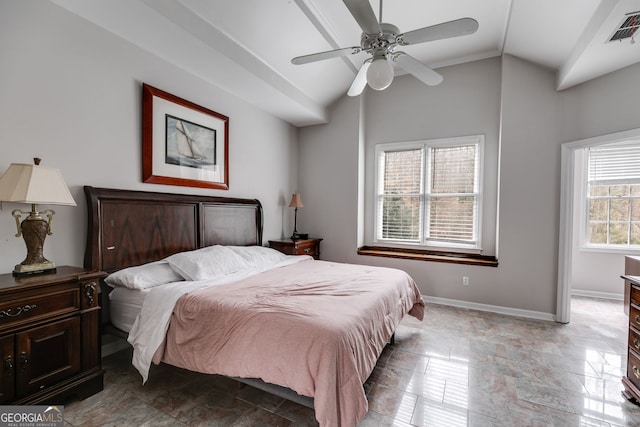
[142,83,229,190]
[165,115,216,169]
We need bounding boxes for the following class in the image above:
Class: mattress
[108,287,150,333]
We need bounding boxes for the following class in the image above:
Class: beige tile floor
[64,297,640,426]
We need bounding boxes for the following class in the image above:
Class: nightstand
[0,266,106,404]
[269,238,323,260]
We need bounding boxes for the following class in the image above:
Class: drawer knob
[0,304,37,318]
[635,315,640,325]
[304,248,311,253]
[4,356,12,376]
[635,338,640,351]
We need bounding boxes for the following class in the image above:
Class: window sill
[579,245,640,255]
[357,245,498,267]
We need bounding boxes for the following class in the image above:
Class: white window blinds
[376,136,482,249]
[588,145,640,184]
[428,145,478,243]
[378,149,423,240]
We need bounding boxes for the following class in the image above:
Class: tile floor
[64,297,640,426]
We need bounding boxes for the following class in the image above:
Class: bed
[84,186,424,426]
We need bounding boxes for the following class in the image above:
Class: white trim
[374,135,484,250]
[557,144,574,323]
[558,127,640,324]
[579,245,640,255]
[571,289,624,301]
[423,295,555,322]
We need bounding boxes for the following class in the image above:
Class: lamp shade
[0,162,76,206]
[366,57,394,91]
[288,193,304,208]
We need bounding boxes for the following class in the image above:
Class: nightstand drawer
[269,238,322,260]
[291,240,318,256]
[0,287,80,330]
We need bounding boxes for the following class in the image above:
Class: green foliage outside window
[587,184,640,245]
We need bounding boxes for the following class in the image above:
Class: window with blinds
[586,143,640,247]
[376,136,482,249]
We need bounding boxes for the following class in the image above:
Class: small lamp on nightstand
[0,158,76,276]
[288,193,307,240]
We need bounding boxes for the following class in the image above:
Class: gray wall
[299,54,640,317]
[0,1,298,273]
[363,57,501,257]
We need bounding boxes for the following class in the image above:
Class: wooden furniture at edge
[0,266,106,404]
[269,238,322,260]
[625,256,640,316]
[623,255,640,403]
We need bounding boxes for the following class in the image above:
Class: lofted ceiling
[51,0,640,127]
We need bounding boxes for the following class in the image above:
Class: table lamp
[0,158,76,276]
[288,193,307,240]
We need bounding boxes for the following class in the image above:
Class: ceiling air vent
[609,12,640,42]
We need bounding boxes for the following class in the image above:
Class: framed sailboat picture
[142,83,229,190]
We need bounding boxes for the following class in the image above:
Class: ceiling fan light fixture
[366,57,394,90]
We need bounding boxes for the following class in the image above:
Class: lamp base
[13,261,56,277]
[12,210,57,277]
[291,232,308,240]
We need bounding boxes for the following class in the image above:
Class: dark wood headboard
[84,186,263,273]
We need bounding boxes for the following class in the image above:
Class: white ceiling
[51,0,640,127]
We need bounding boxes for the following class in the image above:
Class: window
[375,135,483,250]
[585,143,640,248]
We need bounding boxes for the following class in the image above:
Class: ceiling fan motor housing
[361,23,400,53]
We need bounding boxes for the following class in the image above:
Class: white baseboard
[571,289,624,301]
[423,295,556,322]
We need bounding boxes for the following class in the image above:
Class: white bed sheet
[108,287,150,333]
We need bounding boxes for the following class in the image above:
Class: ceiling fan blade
[291,46,361,65]
[397,18,478,45]
[393,52,443,86]
[347,60,371,97]
[343,0,381,35]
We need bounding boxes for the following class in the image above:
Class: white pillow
[227,246,288,270]
[105,261,184,290]
[165,245,252,281]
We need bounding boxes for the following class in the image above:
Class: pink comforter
[153,260,424,426]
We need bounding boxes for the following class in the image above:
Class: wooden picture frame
[142,83,229,190]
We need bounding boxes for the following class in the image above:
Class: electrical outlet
[463,276,470,286]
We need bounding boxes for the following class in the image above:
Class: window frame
[374,135,484,252]
[581,141,640,253]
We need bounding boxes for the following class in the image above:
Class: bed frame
[83,186,314,408]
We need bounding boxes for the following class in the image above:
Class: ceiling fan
[291,0,478,96]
